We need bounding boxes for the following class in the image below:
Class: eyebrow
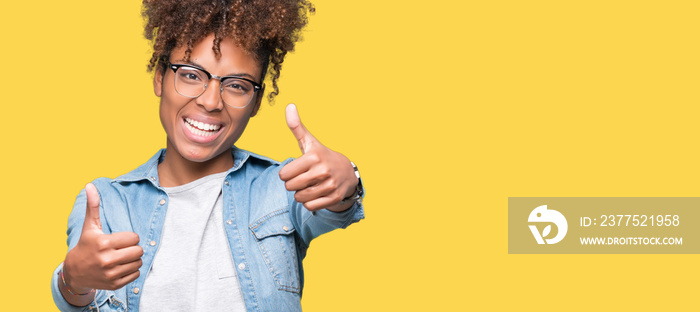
[175,60,258,81]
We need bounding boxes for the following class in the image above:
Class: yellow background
[1,0,698,311]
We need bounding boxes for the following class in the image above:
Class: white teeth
[185,122,216,137]
[185,118,221,133]
[184,118,220,137]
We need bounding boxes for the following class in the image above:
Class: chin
[182,150,216,163]
[185,144,234,163]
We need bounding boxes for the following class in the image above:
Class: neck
[157,143,234,187]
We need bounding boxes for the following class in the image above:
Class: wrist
[340,181,360,202]
[60,262,94,296]
[339,161,363,206]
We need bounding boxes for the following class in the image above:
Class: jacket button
[225,180,229,186]
[283,226,289,232]
[133,287,140,294]
[159,199,166,205]
[149,241,157,246]
[226,220,233,225]
[238,263,246,270]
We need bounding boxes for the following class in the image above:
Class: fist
[62,183,143,292]
[279,104,359,212]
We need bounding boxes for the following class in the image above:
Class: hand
[62,183,143,293]
[279,104,359,212]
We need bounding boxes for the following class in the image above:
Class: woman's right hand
[60,183,143,303]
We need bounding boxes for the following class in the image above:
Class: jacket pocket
[249,209,300,293]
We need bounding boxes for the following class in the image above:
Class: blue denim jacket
[51,148,365,312]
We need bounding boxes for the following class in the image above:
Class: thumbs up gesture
[279,104,359,212]
[62,183,143,295]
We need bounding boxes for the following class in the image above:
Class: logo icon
[528,205,567,244]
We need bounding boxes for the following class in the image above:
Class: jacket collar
[113,147,278,184]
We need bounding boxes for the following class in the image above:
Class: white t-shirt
[139,172,246,311]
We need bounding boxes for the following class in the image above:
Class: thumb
[285,103,316,153]
[83,183,103,233]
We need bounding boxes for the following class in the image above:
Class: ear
[250,84,265,117]
[153,66,164,97]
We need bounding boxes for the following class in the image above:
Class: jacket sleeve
[279,158,366,248]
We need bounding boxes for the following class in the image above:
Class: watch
[340,161,364,205]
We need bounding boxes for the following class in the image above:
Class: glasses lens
[174,66,207,98]
[221,78,255,108]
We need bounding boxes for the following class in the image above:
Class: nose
[195,78,225,111]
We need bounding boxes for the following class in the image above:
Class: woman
[51,1,364,311]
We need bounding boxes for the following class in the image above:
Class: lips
[184,117,222,137]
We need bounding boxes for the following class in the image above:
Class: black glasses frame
[167,62,262,92]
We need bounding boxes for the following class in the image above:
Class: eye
[222,78,253,95]
[183,73,200,81]
[177,67,206,83]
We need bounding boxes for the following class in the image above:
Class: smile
[184,118,222,137]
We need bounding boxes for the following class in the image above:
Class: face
[154,34,263,165]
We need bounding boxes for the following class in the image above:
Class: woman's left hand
[279,104,359,212]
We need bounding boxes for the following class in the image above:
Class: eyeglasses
[168,63,262,109]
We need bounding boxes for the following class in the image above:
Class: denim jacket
[51,148,365,312]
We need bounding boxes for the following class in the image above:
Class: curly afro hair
[142,0,314,103]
